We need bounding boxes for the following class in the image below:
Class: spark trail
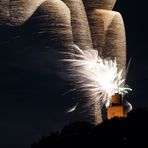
[61,45,132,112]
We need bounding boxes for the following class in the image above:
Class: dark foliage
[31,108,148,147]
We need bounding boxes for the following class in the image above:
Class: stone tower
[107,94,127,119]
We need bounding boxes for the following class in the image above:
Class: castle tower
[107,94,127,119]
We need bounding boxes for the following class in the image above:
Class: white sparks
[66,103,78,113]
[61,45,132,111]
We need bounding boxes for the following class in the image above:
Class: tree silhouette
[31,108,148,147]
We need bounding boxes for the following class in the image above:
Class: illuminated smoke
[61,45,132,112]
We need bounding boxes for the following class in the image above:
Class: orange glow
[107,106,127,119]
[107,94,127,119]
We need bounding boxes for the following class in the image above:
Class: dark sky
[0,1,148,148]
[115,0,148,109]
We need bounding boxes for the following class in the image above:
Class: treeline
[31,108,148,147]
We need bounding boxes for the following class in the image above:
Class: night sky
[0,1,148,148]
[115,0,148,109]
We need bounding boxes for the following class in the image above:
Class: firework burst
[61,45,132,111]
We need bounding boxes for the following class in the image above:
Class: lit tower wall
[107,94,127,119]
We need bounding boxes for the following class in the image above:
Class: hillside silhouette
[31,108,148,147]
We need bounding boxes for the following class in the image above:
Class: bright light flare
[61,45,132,111]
